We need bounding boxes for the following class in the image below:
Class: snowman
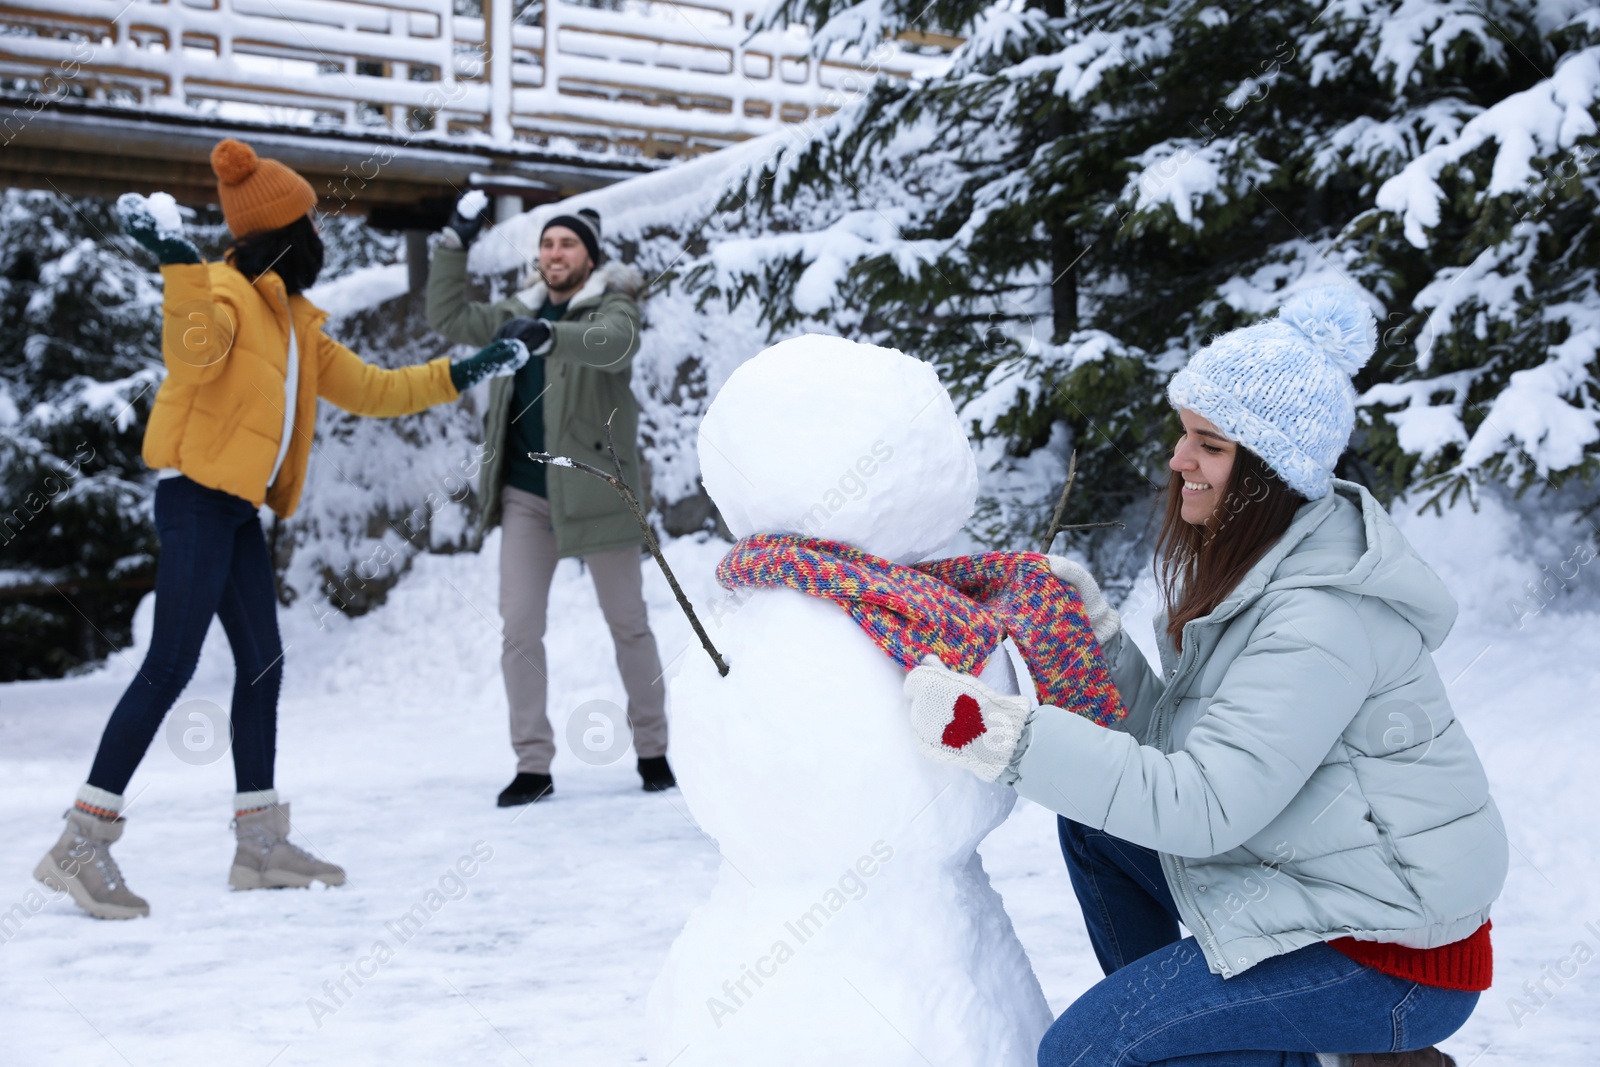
[645,335,1053,1065]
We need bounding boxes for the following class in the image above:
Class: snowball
[697,334,978,563]
[144,192,184,235]
[457,189,489,219]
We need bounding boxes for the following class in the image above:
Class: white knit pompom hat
[1166,286,1378,500]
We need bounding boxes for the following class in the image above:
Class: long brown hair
[1155,445,1306,650]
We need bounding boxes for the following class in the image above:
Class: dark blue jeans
[1042,817,1479,1066]
[87,476,282,795]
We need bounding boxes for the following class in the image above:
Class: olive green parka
[426,244,645,557]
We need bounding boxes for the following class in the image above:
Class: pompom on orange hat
[210,138,317,237]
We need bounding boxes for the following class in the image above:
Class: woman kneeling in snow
[33,139,527,920]
[905,287,1505,1067]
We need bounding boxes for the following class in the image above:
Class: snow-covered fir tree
[686,0,1600,572]
[0,190,165,679]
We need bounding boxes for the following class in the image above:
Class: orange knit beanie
[210,138,317,237]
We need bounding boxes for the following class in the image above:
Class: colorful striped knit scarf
[716,535,1127,728]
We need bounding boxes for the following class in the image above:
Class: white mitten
[1047,556,1121,644]
[903,655,1032,782]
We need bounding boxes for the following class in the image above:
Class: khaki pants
[498,485,668,774]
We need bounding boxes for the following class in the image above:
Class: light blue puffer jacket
[1009,480,1508,978]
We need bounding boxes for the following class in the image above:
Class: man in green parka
[426,198,673,806]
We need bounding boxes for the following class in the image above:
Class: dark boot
[1351,1051,1457,1067]
[498,772,553,807]
[639,755,676,792]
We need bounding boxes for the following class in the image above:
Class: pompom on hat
[1166,285,1378,500]
[210,138,317,237]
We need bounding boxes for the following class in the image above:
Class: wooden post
[406,229,429,293]
[487,0,514,142]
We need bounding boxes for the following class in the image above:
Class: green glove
[449,338,529,393]
[116,193,201,266]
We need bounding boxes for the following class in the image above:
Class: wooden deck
[0,0,953,220]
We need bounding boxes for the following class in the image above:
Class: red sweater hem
[1329,920,1492,991]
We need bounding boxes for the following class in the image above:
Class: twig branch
[1040,449,1124,550]
[1040,449,1078,553]
[528,410,730,678]
[1054,521,1126,532]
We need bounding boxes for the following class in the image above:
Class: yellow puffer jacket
[142,261,459,518]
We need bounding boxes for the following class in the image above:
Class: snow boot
[498,772,554,807]
[229,802,346,889]
[639,755,676,792]
[34,808,150,920]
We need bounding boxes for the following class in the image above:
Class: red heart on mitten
[941,694,987,749]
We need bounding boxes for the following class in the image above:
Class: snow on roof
[469,131,792,277]
[304,263,411,320]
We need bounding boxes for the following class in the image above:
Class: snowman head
[699,334,978,563]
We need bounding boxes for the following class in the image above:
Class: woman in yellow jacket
[33,140,526,920]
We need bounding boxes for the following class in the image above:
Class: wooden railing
[0,0,953,160]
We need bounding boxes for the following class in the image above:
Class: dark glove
[116,193,201,266]
[494,316,554,354]
[445,193,490,248]
[449,338,529,394]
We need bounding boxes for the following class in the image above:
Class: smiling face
[538,225,593,296]
[1169,408,1238,525]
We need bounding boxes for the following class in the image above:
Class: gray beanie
[542,207,602,265]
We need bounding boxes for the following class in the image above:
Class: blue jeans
[87,476,283,795]
[1042,817,1479,1066]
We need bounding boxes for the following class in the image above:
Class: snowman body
[645,336,1052,1065]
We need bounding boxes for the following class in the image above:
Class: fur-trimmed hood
[513,260,645,311]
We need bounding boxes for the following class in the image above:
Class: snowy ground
[1,497,1596,1064]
